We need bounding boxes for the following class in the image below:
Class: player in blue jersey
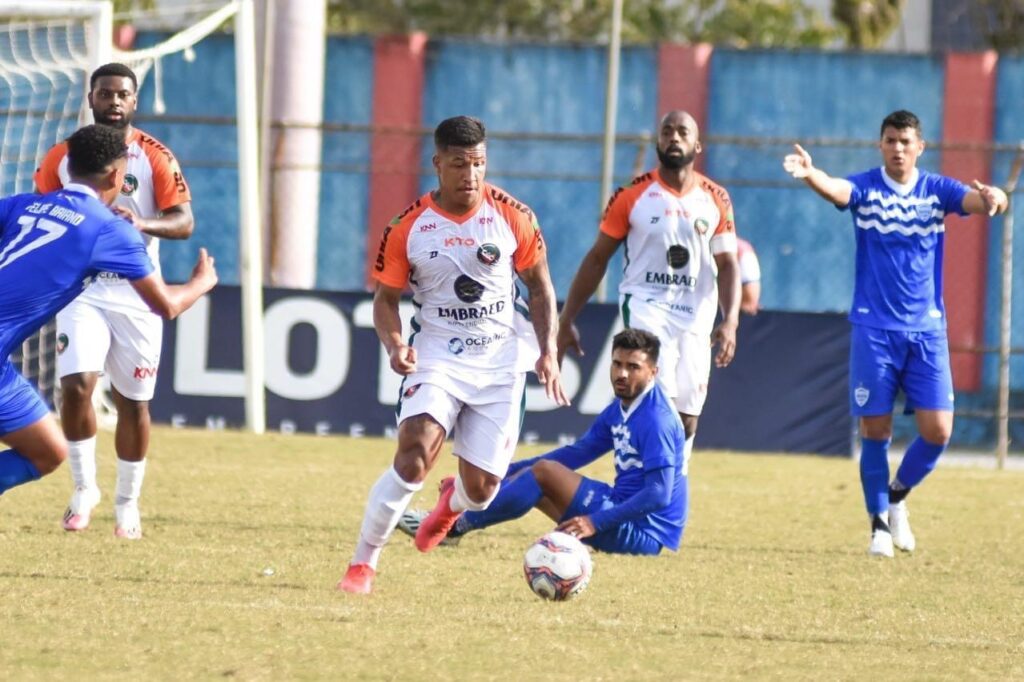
[0,124,217,502]
[397,328,688,555]
[783,110,1008,558]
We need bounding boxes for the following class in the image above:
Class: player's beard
[95,111,131,130]
[657,146,695,170]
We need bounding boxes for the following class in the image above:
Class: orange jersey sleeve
[372,201,424,289]
[139,132,191,211]
[599,173,652,239]
[486,185,544,272]
[698,173,736,236]
[33,142,68,192]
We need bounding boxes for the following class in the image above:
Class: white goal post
[0,0,265,434]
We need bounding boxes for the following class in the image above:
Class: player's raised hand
[972,179,1008,216]
[388,343,417,375]
[783,144,814,179]
[556,321,583,365]
[712,318,737,368]
[191,247,218,291]
[536,352,570,406]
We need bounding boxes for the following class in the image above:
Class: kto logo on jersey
[448,338,465,355]
[444,236,477,248]
[121,174,139,196]
[476,243,500,266]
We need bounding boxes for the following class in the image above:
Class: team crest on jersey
[454,275,484,303]
[666,245,690,269]
[56,333,69,355]
[121,174,139,196]
[854,385,870,407]
[914,202,933,222]
[448,338,465,355]
[477,243,500,265]
[694,217,710,235]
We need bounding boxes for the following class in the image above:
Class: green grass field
[1,427,1021,681]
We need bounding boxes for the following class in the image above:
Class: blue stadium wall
[128,34,1024,447]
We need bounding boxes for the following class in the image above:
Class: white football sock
[67,436,98,490]
[115,458,147,507]
[352,466,422,569]
[450,474,499,513]
[682,434,695,476]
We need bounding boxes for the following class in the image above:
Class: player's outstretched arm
[783,144,853,207]
[520,258,569,406]
[373,283,416,376]
[114,201,195,240]
[557,232,620,362]
[962,179,1009,217]
[131,247,217,319]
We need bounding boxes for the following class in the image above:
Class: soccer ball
[523,531,593,601]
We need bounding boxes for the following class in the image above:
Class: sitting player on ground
[399,329,687,556]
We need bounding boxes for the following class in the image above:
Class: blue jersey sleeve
[934,175,970,217]
[841,170,872,211]
[91,218,154,280]
[588,467,674,533]
[505,405,615,479]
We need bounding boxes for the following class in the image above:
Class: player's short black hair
[612,328,660,365]
[90,62,138,91]
[66,124,128,177]
[434,116,486,150]
[880,110,922,137]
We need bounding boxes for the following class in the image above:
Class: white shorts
[397,370,526,477]
[56,298,163,401]
[624,297,711,416]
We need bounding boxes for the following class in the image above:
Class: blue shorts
[849,325,954,416]
[562,477,663,556]
[0,361,49,436]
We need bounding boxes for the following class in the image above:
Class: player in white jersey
[35,63,194,539]
[784,109,1007,557]
[737,237,761,315]
[339,116,568,594]
[557,110,741,468]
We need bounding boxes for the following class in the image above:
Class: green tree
[832,0,904,49]
[326,0,839,48]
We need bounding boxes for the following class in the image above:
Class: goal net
[0,1,256,421]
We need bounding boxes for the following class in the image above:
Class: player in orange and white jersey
[34,63,194,540]
[339,116,568,594]
[557,110,741,468]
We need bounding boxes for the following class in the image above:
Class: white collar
[62,183,100,200]
[880,166,919,196]
[619,380,656,421]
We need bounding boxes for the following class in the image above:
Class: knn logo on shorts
[854,385,870,407]
[477,243,500,266]
[121,174,139,196]
[56,333,69,355]
[448,338,465,355]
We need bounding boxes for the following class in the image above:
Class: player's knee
[920,424,951,446]
[59,377,92,407]
[393,443,434,483]
[460,472,501,509]
[34,441,68,476]
[115,396,149,420]
[531,459,561,486]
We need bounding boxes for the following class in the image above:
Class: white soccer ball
[523,531,593,601]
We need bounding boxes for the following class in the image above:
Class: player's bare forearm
[559,234,619,325]
[803,168,852,207]
[522,264,559,357]
[715,253,741,325]
[372,284,405,354]
[132,248,217,319]
[135,203,194,239]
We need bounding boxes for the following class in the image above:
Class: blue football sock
[0,449,42,495]
[459,469,543,532]
[859,437,890,516]
[894,436,946,490]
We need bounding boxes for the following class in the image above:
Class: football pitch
[1,427,1021,681]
